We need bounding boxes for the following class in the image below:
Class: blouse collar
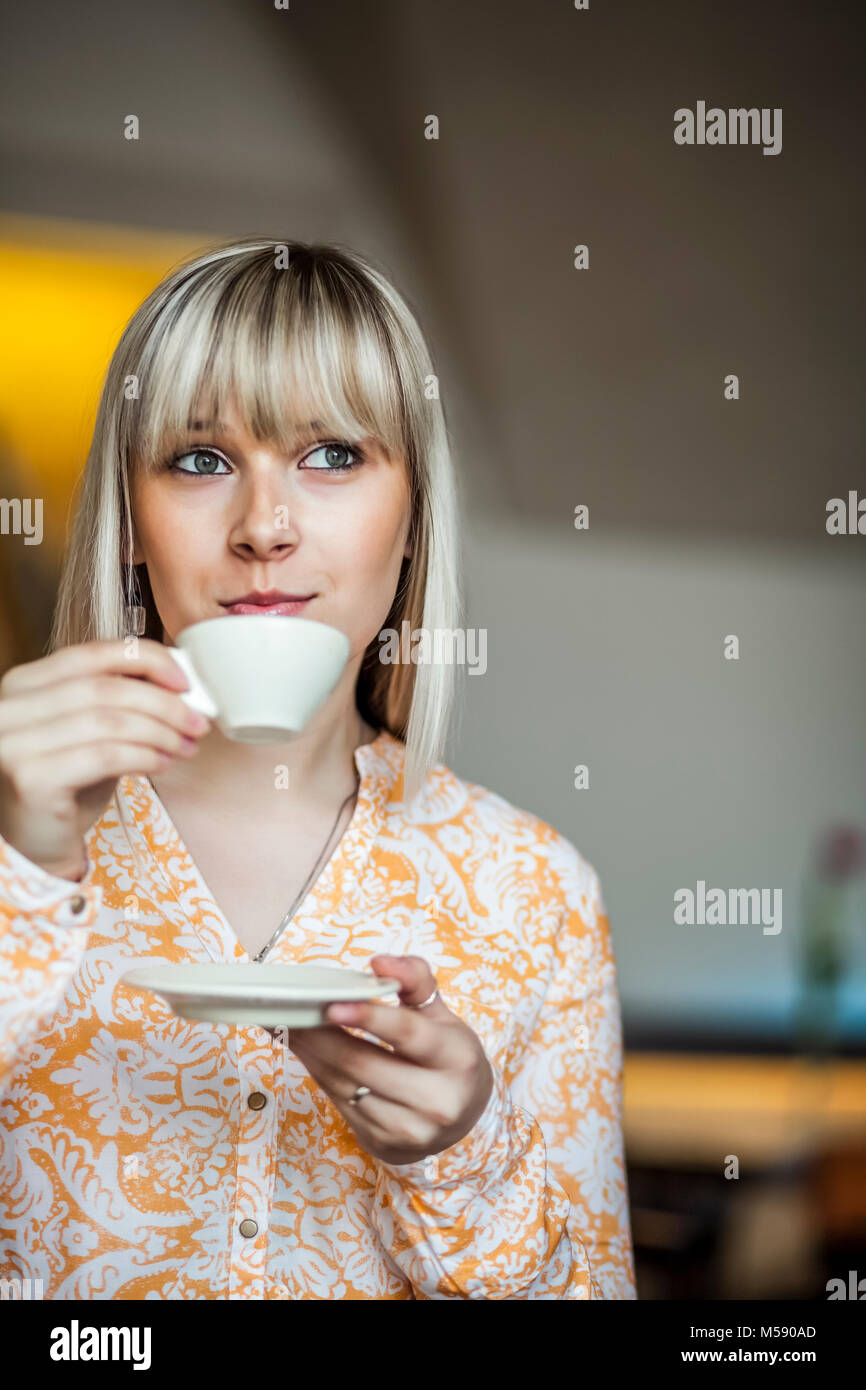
[111,726,406,965]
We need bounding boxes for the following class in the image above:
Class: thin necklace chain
[130,712,373,964]
[251,775,360,963]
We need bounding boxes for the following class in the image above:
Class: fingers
[290,1024,451,1117]
[340,1090,436,1157]
[0,704,207,767]
[368,953,442,1009]
[0,638,189,699]
[300,1047,417,1151]
[7,739,179,794]
[0,666,209,746]
[323,997,460,1066]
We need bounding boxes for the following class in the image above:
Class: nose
[228,469,301,556]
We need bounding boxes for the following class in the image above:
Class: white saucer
[121,963,402,1028]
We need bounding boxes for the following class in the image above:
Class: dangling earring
[123,552,146,637]
[125,604,146,637]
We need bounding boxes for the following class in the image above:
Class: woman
[0,239,636,1299]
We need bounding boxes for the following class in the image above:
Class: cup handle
[166,648,219,718]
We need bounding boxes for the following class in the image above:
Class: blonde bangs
[126,250,410,477]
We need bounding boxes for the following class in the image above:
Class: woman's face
[130,399,412,663]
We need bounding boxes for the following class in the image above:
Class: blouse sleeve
[368,854,636,1299]
[0,832,102,1093]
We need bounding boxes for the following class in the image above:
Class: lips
[220,591,315,617]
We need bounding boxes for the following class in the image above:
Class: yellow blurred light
[0,215,207,550]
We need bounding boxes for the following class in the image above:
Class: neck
[154,675,379,819]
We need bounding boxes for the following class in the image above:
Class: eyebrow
[186,417,326,436]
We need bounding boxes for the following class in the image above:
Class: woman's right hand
[0,638,212,881]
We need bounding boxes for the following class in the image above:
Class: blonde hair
[49,238,465,806]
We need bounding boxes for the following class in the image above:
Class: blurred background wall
[1,0,864,1298]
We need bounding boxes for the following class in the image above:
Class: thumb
[369,954,451,1018]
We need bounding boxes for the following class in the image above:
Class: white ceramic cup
[165,615,351,743]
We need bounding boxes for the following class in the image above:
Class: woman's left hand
[280,954,494,1166]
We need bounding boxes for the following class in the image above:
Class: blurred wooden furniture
[622,1052,866,1297]
[623,1052,866,1170]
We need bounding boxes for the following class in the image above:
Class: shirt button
[247,1092,267,1111]
[423,1157,437,1182]
[239,1219,258,1238]
[69,895,87,914]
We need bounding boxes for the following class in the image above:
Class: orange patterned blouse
[0,727,636,1299]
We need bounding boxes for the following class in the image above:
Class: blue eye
[168,449,231,476]
[301,442,365,472]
